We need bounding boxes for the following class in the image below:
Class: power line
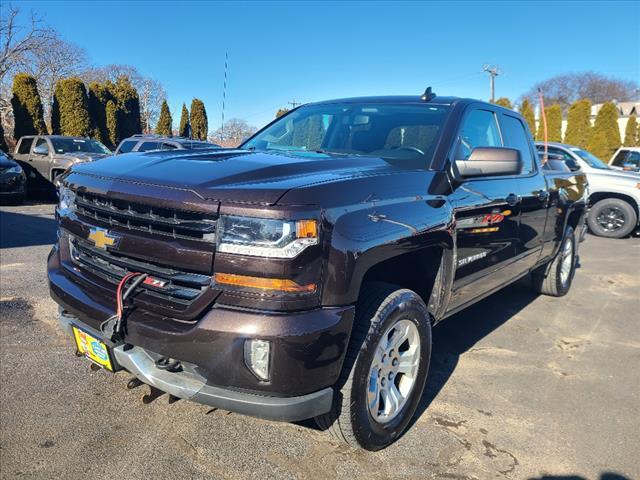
[288,99,301,109]
[482,64,500,102]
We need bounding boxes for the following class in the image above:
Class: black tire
[315,283,432,450]
[587,198,637,239]
[532,226,576,297]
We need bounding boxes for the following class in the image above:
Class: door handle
[505,193,521,206]
[534,190,549,201]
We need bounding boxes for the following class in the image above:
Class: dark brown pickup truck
[49,92,587,450]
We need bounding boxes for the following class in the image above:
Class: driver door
[30,137,52,180]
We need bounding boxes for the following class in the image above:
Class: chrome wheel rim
[560,237,573,285]
[596,207,626,232]
[367,319,421,424]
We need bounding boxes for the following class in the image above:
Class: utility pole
[288,99,301,109]
[221,51,228,142]
[483,64,500,103]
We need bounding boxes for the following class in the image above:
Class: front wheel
[532,226,576,297]
[315,283,432,450]
[587,198,637,238]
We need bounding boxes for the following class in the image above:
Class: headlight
[5,165,22,174]
[217,215,318,258]
[58,186,76,213]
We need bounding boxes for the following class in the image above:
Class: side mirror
[622,162,639,172]
[32,144,49,156]
[453,147,522,179]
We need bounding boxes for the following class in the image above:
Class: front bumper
[58,309,334,421]
[49,246,354,421]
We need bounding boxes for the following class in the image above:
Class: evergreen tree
[155,100,172,136]
[519,99,536,136]
[114,76,142,140]
[493,98,512,109]
[536,105,562,142]
[0,114,7,152]
[178,103,190,137]
[190,98,208,140]
[88,81,117,147]
[50,77,91,137]
[623,113,638,147]
[276,108,289,118]
[564,99,592,147]
[105,100,119,149]
[11,73,47,140]
[588,102,621,159]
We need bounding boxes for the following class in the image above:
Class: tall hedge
[536,104,562,142]
[11,73,47,140]
[105,100,118,149]
[0,115,7,152]
[178,103,190,137]
[623,114,638,147]
[88,81,117,148]
[190,98,208,141]
[276,108,289,118]
[114,76,141,140]
[564,99,592,148]
[50,77,91,137]
[519,99,536,136]
[493,97,512,109]
[588,102,620,159]
[155,100,172,136]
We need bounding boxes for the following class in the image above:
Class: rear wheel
[587,198,637,238]
[532,226,576,297]
[315,283,432,450]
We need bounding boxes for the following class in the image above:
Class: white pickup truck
[537,142,640,239]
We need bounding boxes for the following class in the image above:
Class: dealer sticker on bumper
[72,326,114,371]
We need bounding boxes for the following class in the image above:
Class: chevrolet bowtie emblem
[87,227,120,250]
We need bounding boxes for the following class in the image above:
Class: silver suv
[115,135,220,154]
[537,142,640,238]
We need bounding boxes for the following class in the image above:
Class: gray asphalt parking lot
[1,202,638,480]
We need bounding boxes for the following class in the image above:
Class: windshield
[569,147,609,170]
[51,138,111,155]
[243,103,449,168]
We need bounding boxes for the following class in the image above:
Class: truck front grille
[69,236,211,304]
[74,192,217,242]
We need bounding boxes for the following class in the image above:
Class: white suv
[609,147,640,173]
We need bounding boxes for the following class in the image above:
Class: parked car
[114,135,220,154]
[609,146,640,173]
[50,92,586,450]
[13,135,111,192]
[0,151,26,204]
[536,142,640,238]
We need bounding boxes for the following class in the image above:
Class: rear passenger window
[500,114,534,173]
[117,140,138,154]
[18,138,34,154]
[137,142,161,152]
[610,151,628,167]
[161,143,178,150]
[455,109,502,160]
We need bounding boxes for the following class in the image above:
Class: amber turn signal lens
[214,273,316,293]
[296,220,317,239]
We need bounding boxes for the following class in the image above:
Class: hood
[57,152,111,163]
[70,149,424,205]
[588,168,640,181]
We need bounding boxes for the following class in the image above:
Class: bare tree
[520,72,639,112]
[138,77,166,134]
[210,118,257,147]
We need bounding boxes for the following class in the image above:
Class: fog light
[244,339,271,381]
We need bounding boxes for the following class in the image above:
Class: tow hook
[127,377,144,390]
[142,385,165,404]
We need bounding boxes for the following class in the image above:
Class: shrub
[11,73,47,140]
[178,103,190,138]
[51,77,91,137]
[564,99,592,148]
[493,98,512,109]
[623,113,638,147]
[588,102,620,159]
[519,99,536,136]
[190,98,208,141]
[155,100,172,136]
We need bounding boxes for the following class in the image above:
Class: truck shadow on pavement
[0,208,58,249]
[528,474,631,480]
[412,279,539,423]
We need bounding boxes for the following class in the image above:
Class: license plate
[72,326,114,371]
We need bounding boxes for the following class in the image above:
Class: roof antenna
[421,86,436,102]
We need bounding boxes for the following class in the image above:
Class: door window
[117,140,138,154]
[17,138,34,154]
[455,109,502,160]
[500,114,534,173]
[610,150,628,167]
[137,141,161,152]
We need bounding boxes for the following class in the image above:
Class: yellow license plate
[73,326,114,371]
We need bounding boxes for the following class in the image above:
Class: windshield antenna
[421,87,436,102]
